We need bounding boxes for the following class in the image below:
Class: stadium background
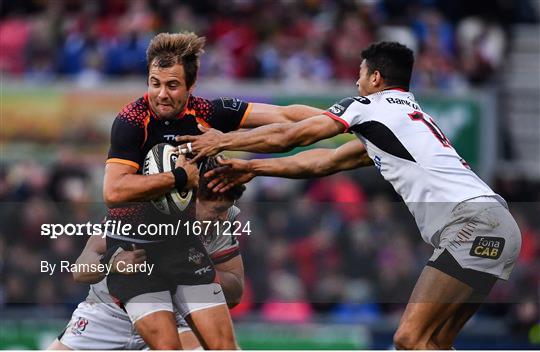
[1,0,539,349]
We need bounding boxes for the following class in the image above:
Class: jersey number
[408,111,452,148]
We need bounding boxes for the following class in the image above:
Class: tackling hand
[111,245,147,275]
[204,157,256,193]
[176,124,225,163]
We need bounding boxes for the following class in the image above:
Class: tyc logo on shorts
[469,236,505,259]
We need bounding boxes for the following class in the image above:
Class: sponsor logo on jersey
[469,236,505,259]
[188,247,205,265]
[70,317,89,335]
[385,97,419,110]
[328,104,345,115]
[353,96,371,104]
[163,134,176,141]
[221,97,242,111]
[327,97,356,116]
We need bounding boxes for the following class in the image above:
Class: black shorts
[106,237,216,304]
[427,249,497,295]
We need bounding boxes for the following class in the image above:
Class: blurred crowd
[1,0,538,90]
[1,152,540,341]
[2,0,540,347]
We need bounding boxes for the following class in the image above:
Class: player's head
[146,32,205,119]
[356,42,414,96]
[196,155,246,222]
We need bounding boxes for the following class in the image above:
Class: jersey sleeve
[208,205,241,264]
[207,98,251,132]
[323,96,372,131]
[106,115,147,170]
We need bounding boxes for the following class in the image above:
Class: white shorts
[124,290,174,323]
[173,283,227,319]
[59,300,192,350]
[430,197,521,281]
[58,301,147,350]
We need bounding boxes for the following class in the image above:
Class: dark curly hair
[198,155,245,202]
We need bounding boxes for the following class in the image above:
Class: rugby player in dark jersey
[103,32,323,349]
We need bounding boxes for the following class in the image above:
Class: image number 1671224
[182,220,252,237]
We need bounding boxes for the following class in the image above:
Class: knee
[394,327,418,350]
[394,328,446,350]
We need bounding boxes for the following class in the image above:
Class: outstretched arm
[243,103,324,127]
[177,114,346,163]
[206,139,373,192]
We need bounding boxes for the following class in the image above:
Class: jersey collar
[383,87,408,92]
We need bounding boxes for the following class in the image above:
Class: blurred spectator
[456,16,506,84]
[0,0,527,88]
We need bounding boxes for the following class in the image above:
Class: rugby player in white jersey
[48,157,245,350]
[177,42,522,349]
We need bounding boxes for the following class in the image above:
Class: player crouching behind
[48,155,246,350]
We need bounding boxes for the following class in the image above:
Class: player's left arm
[242,103,324,127]
[214,255,244,308]
[177,114,346,163]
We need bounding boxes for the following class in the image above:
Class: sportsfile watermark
[41,220,252,239]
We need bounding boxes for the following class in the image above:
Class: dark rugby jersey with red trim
[105,94,251,240]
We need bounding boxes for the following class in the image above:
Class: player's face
[147,63,193,119]
[196,198,232,222]
[356,59,375,96]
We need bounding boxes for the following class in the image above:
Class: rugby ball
[142,143,193,215]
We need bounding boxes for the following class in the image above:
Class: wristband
[172,167,188,190]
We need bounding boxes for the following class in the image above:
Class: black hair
[198,155,245,202]
[361,42,414,90]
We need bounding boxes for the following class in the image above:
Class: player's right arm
[103,108,198,207]
[206,139,373,192]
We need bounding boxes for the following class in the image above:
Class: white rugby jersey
[87,206,241,306]
[324,89,505,245]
